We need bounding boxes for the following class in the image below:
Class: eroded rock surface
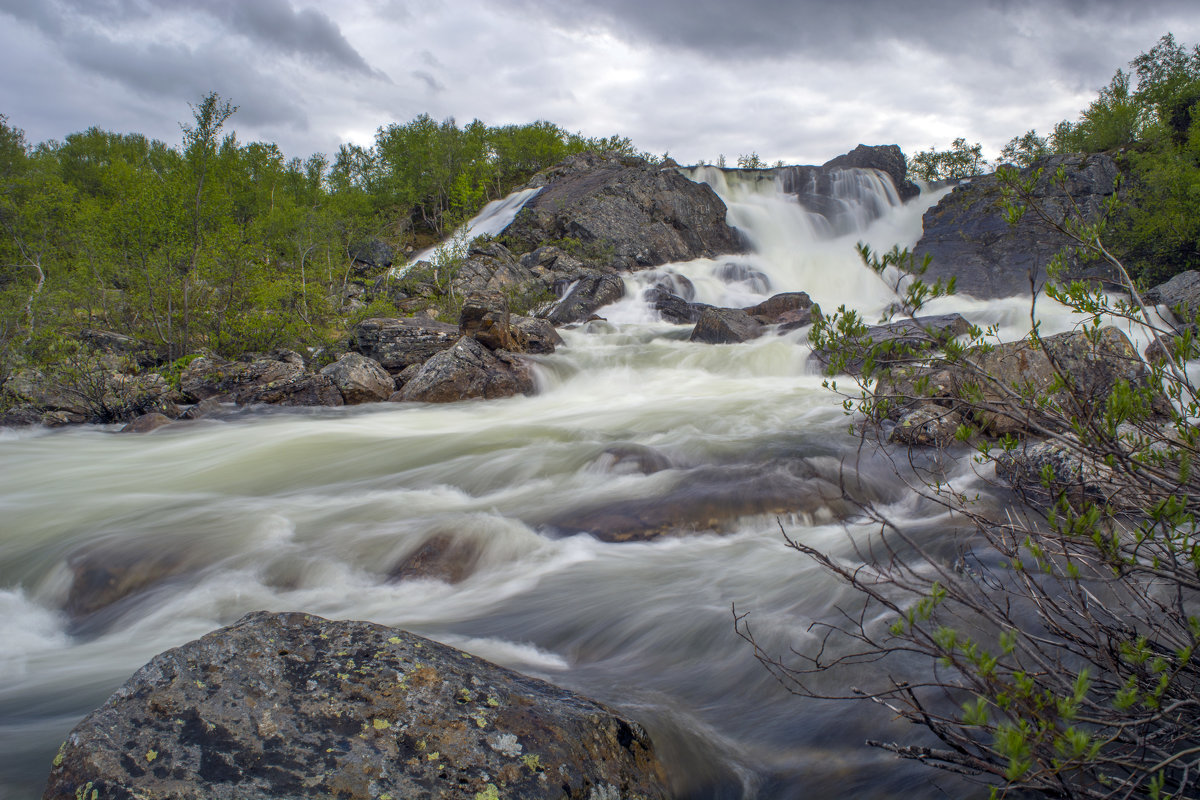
[43,611,670,800]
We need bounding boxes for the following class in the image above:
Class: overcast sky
[1,0,1198,167]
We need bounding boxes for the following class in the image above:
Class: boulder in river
[912,153,1122,298]
[689,307,764,344]
[319,352,395,404]
[42,611,670,800]
[400,336,535,403]
[351,317,461,375]
[544,273,626,325]
[502,152,745,270]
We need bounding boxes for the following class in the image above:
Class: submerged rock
[388,533,482,584]
[42,611,670,800]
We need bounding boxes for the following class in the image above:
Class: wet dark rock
[913,153,1122,298]
[0,404,44,427]
[647,286,711,324]
[119,412,174,434]
[350,238,394,273]
[503,152,744,269]
[821,144,921,201]
[43,610,671,800]
[399,337,535,403]
[544,273,626,325]
[689,307,764,344]
[743,292,816,330]
[351,317,461,374]
[388,534,482,584]
[887,404,964,448]
[178,397,231,421]
[63,542,200,624]
[996,436,1155,511]
[1142,270,1200,322]
[320,353,395,405]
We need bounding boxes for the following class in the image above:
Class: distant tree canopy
[0,99,642,379]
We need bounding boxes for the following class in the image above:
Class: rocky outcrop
[1143,270,1200,321]
[876,327,1156,438]
[820,144,921,201]
[3,364,179,425]
[399,337,535,403]
[502,152,744,270]
[912,153,1122,298]
[689,307,763,344]
[320,353,395,405]
[43,611,670,800]
[459,297,564,355]
[180,351,343,408]
[544,273,626,324]
[351,317,460,374]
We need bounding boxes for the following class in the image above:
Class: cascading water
[1,167,1099,799]
[398,186,542,274]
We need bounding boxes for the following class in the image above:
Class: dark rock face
[42,611,670,800]
[744,292,816,330]
[351,317,461,374]
[545,273,626,325]
[820,144,921,201]
[400,337,535,403]
[181,352,343,407]
[320,353,395,405]
[648,286,711,324]
[449,241,541,299]
[995,434,1156,511]
[912,153,1122,298]
[502,152,744,269]
[689,308,764,344]
[1143,270,1200,321]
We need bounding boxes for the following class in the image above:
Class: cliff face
[912,153,1122,299]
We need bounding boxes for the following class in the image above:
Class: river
[0,167,1089,799]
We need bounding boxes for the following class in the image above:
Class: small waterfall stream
[0,167,1098,799]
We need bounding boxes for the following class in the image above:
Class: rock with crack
[399,336,535,402]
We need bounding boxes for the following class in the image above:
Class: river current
[0,168,1092,799]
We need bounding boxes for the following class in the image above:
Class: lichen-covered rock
[320,353,395,405]
[913,153,1122,298]
[351,317,461,374]
[400,337,535,403]
[42,611,671,800]
[888,404,964,448]
[503,152,744,269]
[811,313,970,374]
[180,354,343,408]
[689,307,764,344]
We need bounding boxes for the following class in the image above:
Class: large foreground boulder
[320,352,395,404]
[502,152,744,269]
[43,611,670,800]
[912,153,1122,298]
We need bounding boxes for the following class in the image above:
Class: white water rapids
[0,168,1106,799]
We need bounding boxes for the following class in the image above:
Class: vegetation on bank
[0,101,640,400]
[908,33,1200,287]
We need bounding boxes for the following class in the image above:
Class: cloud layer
[1,0,1198,165]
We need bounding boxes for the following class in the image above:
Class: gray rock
[351,317,460,374]
[647,286,711,324]
[820,144,921,201]
[119,412,173,434]
[320,353,395,405]
[503,152,744,269]
[912,153,1122,298]
[888,404,964,448]
[689,307,764,344]
[544,273,626,325]
[181,355,343,408]
[400,337,535,403]
[743,292,816,330]
[42,611,670,800]
[1143,270,1200,322]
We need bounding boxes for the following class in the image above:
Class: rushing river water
[1,168,1104,799]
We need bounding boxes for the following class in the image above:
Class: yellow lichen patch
[372,718,391,731]
[486,696,500,707]
[521,754,542,773]
[474,714,488,728]
[52,742,66,768]
[388,636,402,644]
[427,751,440,761]
[145,749,157,762]
[417,738,427,751]
[475,783,501,800]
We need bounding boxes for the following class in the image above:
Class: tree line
[0,102,639,380]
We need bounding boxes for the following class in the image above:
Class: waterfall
[398,186,542,274]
